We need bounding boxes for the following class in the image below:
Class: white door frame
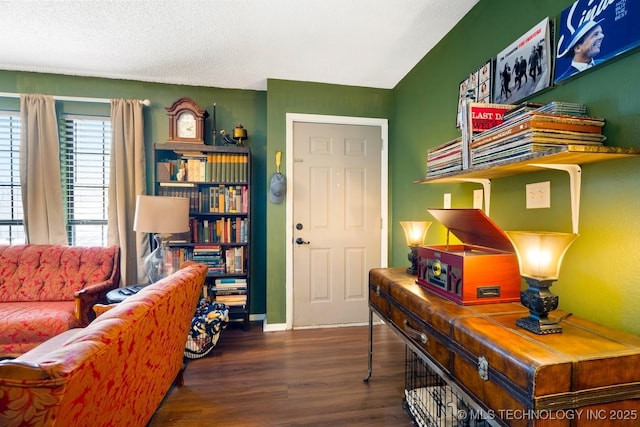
[284,113,389,330]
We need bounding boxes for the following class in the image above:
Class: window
[0,112,24,245]
[60,115,111,246]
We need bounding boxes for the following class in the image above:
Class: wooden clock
[165,97,208,143]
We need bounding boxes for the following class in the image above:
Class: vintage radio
[416,208,521,305]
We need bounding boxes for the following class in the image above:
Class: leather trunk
[369,267,640,427]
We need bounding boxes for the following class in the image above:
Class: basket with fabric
[184,299,229,359]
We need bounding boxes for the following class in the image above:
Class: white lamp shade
[506,231,578,280]
[400,221,432,247]
[133,195,190,234]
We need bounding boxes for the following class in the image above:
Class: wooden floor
[148,322,414,427]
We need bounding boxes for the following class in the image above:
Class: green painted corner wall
[392,0,640,335]
[0,70,269,315]
[265,79,393,325]
[3,0,640,335]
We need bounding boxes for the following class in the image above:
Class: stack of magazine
[470,102,605,168]
[426,136,462,177]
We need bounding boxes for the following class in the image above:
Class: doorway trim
[284,113,389,330]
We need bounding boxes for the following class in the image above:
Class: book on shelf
[460,102,515,169]
[426,137,463,176]
[213,277,247,292]
[189,217,248,244]
[472,143,563,167]
[468,102,516,133]
[215,294,247,307]
[472,112,604,149]
[208,185,248,213]
[158,152,249,185]
[502,102,545,122]
[224,246,244,274]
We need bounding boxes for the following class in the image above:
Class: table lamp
[134,195,190,283]
[400,221,432,275]
[505,230,578,335]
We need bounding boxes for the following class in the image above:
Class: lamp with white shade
[134,195,190,283]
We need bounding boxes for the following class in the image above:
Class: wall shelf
[415,144,640,184]
[415,144,640,233]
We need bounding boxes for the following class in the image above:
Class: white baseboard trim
[262,322,287,332]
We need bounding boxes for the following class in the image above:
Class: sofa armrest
[93,303,118,317]
[74,280,118,325]
[0,360,50,381]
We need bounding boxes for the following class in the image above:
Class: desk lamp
[134,195,190,283]
[400,221,432,275]
[505,231,578,334]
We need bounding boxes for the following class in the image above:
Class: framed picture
[493,17,553,104]
[555,0,640,84]
[456,59,492,128]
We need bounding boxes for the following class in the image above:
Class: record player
[416,208,521,305]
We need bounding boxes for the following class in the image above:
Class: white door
[291,121,382,327]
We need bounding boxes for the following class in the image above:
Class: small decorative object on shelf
[219,129,237,146]
[165,97,208,143]
[400,221,431,275]
[506,230,579,335]
[233,124,248,146]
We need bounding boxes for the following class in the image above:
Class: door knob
[295,237,310,245]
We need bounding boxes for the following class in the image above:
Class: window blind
[60,115,111,246]
[0,112,24,244]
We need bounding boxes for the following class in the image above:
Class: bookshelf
[154,143,251,329]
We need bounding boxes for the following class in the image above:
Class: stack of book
[470,102,605,167]
[213,278,247,308]
[426,137,462,177]
[191,245,225,275]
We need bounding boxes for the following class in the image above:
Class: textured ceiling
[0,0,478,91]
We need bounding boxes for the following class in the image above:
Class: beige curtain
[19,94,67,245]
[108,99,147,286]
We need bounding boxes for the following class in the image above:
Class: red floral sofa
[0,245,120,358]
[0,262,207,427]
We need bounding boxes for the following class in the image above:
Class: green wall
[265,79,393,324]
[3,0,640,335]
[0,70,269,315]
[392,0,640,335]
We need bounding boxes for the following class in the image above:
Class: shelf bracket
[528,164,581,234]
[453,178,491,216]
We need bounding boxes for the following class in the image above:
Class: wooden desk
[366,267,640,427]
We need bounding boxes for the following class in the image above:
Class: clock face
[177,112,197,139]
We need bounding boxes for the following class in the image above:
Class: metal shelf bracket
[454,178,492,216]
[528,164,581,234]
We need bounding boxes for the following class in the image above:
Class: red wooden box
[416,208,521,305]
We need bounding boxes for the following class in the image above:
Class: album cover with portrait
[555,0,640,83]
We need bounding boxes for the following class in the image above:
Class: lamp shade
[133,195,190,234]
[506,231,578,280]
[400,221,432,247]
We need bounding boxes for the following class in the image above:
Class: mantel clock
[165,97,207,143]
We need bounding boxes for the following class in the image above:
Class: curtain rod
[0,92,150,106]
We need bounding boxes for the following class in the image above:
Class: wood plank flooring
[148,323,414,427]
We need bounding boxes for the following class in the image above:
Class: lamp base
[516,316,563,335]
[517,278,562,335]
[406,247,419,275]
[143,234,175,283]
